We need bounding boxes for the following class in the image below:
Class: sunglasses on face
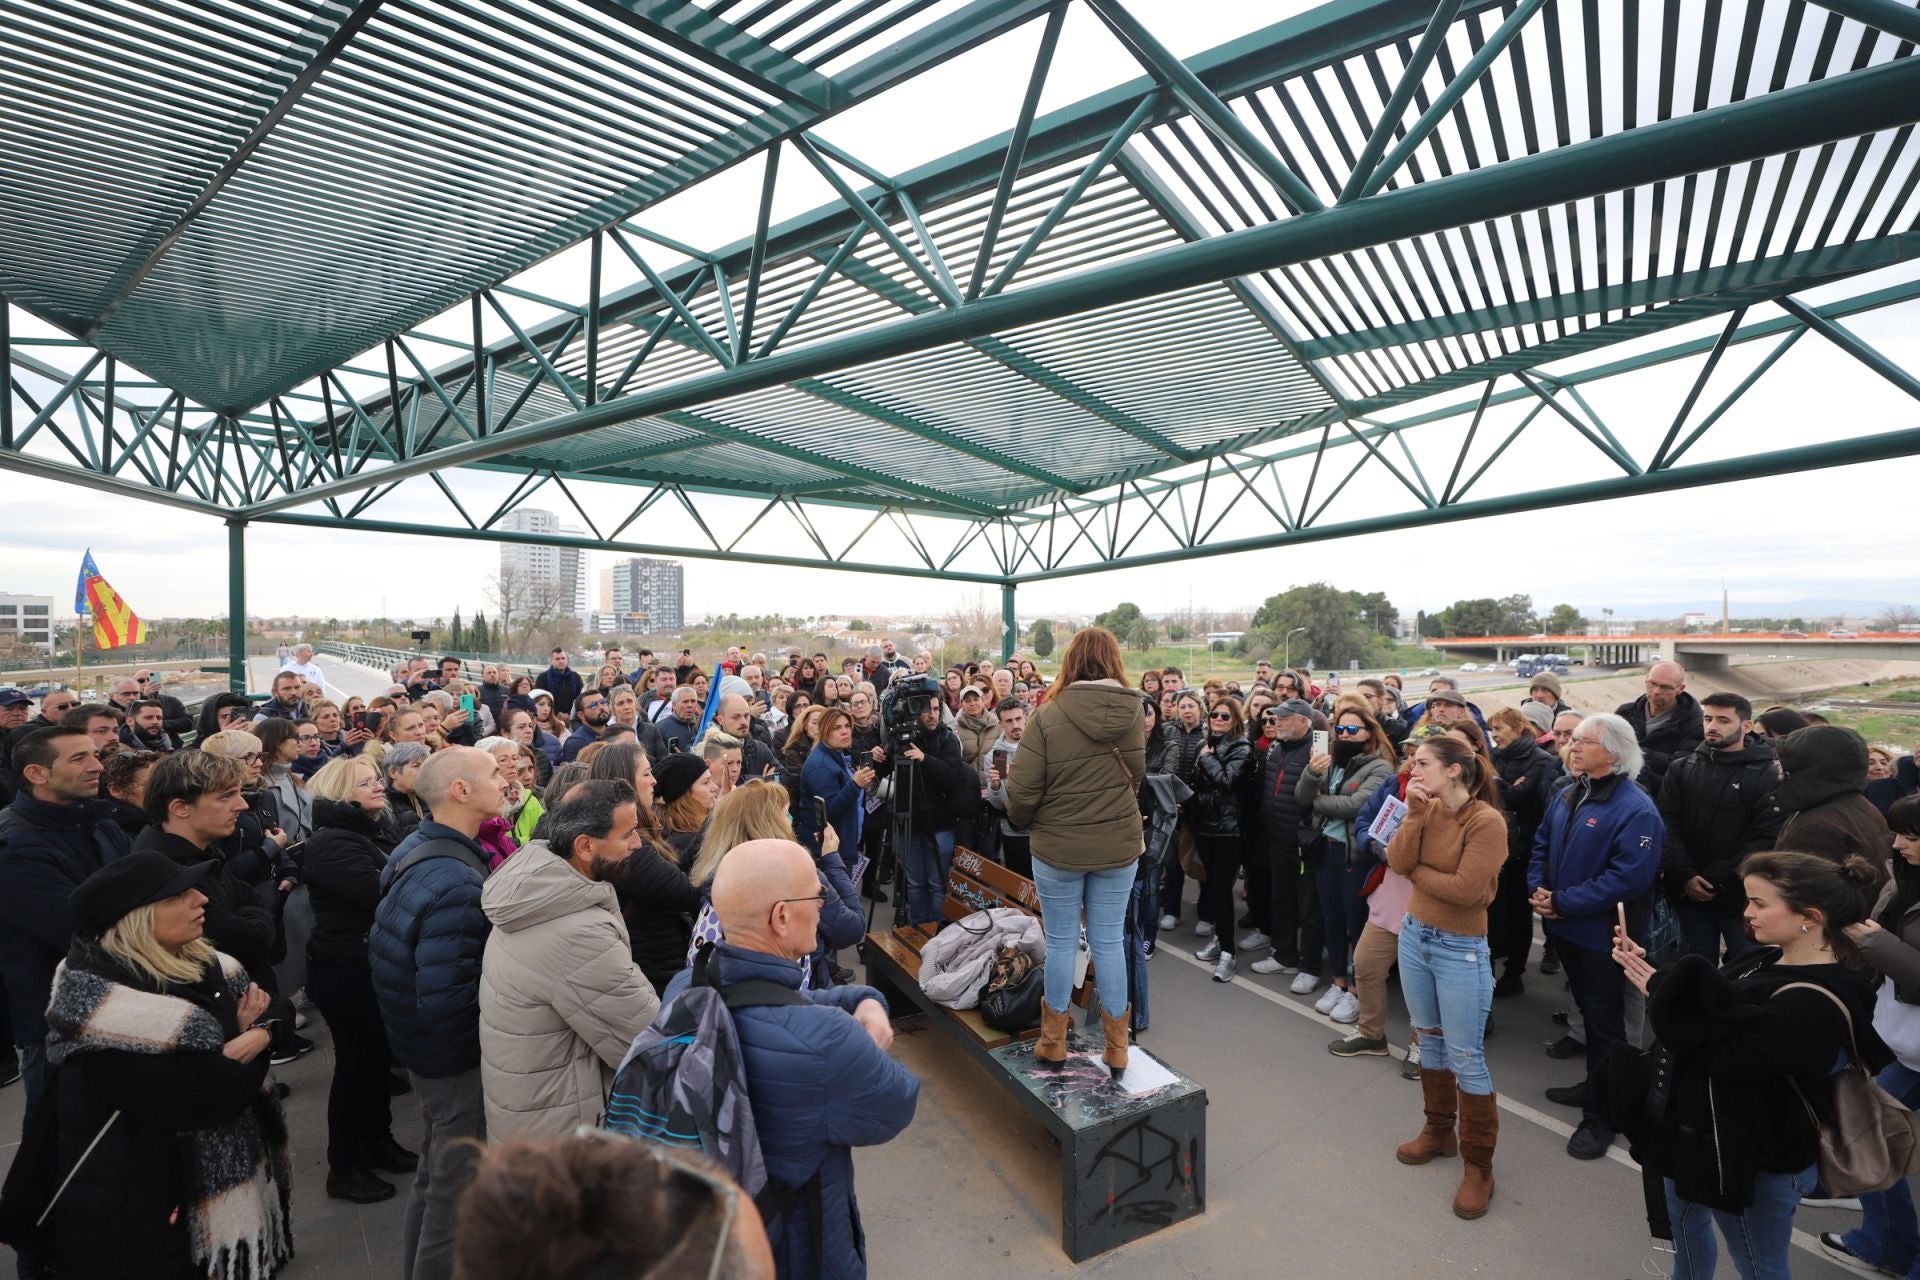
[1208,711,1233,721]
[1334,724,1366,736]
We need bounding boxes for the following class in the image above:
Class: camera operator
[874,679,972,926]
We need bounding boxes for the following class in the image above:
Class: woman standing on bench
[1004,626,1148,1076]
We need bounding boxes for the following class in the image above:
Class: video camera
[879,673,942,748]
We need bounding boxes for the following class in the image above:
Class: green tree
[847,619,870,631]
[1094,602,1144,635]
[1350,590,1399,636]
[1030,618,1055,658]
[1128,618,1157,651]
[1250,581,1367,667]
[1430,597,1505,637]
[1167,621,1189,642]
[470,611,489,652]
[1545,603,1588,634]
[1498,594,1538,634]
[450,608,464,651]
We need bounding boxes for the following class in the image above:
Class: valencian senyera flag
[75,549,148,650]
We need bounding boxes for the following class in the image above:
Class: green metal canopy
[5,0,1920,633]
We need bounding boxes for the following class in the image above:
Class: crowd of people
[1,634,1918,1279]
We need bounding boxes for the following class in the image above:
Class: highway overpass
[1423,633,1920,671]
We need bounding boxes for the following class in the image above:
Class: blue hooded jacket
[1528,771,1664,951]
[797,744,863,856]
[664,944,918,1280]
[370,822,492,1078]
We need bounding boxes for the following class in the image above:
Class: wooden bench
[862,847,1207,1261]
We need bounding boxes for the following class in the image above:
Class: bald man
[1614,660,1703,794]
[715,692,781,780]
[684,840,918,1280]
[371,746,505,1280]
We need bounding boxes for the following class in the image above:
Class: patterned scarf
[45,945,293,1280]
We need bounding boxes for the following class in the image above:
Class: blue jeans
[1314,844,1368,982]
[1031,858,1135,1014]
[904,828,956,926]
[1397,916,1495,1095]
[1843,1061,1920,1276]
[1664,1162,1818,1280]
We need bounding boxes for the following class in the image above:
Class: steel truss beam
[239,51,1920,518]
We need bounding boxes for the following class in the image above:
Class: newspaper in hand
[1367,793,1409,848]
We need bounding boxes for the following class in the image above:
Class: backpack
[606,946,822,1236]
[1774,982,1920,1196]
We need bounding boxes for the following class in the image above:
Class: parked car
[1460,662,1480,672]
[1418,666,1440,676]
[1780,630,1808,639]
[1828,628,1858,639]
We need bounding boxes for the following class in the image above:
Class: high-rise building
[498,510,589,622]
[0,593,55,653]
[598,566,615,614]
[607,557,683,633]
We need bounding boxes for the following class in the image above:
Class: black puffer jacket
[1615,691,1705,795]
[1163,721,1206,788]
[304,798,396,968]
[876,723,972,833]
[1493,735,1561,865]
[1257,733,1314,849]
[1657,738,1782,908]
[1190,732,1252,840]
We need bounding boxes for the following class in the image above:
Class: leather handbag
[979,945,1043,1032]
[1776,982,1920,1196]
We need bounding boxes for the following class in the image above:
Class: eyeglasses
[1334,724,1367,736]
[768,888,830,927]
[296,733,321,742]
[236,752,262,764]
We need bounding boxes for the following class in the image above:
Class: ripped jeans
[1396,915,1495,1095]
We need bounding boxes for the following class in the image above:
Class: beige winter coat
[479,842,661,1140]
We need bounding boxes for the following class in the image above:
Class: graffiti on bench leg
[1087,1116,1199,1226]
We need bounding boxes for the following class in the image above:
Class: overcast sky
[6,1,1918,627]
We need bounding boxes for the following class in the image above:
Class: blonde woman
[47,852,295,1278]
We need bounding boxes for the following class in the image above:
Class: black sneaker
[326,1166,397,1204]
[1817,1231,1890,1276]
[1492,971,1524,999]
[1538,951,1562,976]
[1551,1009,1570,1026]
[1545,1082,1589,1108]
[270,1033,316,1067]
[1566,1119,1614,1160]
[1544,1034,1587,1060]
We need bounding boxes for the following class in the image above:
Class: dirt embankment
[1467,659,1920,715]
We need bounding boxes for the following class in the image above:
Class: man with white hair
[282,642,326,687]
[657,684,703,755]
[1528,712,1663,1162]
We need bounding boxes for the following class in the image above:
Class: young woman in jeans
[1818,795,1920,1277]
[1614,851,1889,1280]
[1004,626,1147,1076]
[1386,736,1507,1220]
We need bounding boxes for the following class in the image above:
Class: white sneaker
[1290,971,1321,995]
[1314,985,1344,1014]
[1250,956,1297,976]
[294,1010,310,1031]
[1194,938,1221,963]
[1239,930,1271,951]
[1329,991,1360,1024]
[1158,913,1178,931]
[1802,1197,1864,1212]
[1210,953,1238,983]
[1193,920,1215,937]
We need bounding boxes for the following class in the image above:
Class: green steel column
[227,519,247,694]
[1001,582,1017,663]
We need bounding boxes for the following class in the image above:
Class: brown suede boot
[1034,1001,1070,1067]
[1395,1068,1459,1165]
[1099,1004,1131,1074]
[1453,1090,1498,1219]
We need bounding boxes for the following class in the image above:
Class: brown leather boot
[1395,1068,1459,1165]
[1034,1001,1069,1067]
[1099,1004,1131,1074]
[1453,1090,1498,1219]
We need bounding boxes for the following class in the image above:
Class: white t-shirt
[281,659,325,686]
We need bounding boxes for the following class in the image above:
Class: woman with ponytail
[1613,850,1890,1280]
[1385,735,1508,1222]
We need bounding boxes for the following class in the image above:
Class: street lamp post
[1283,626,1309,672]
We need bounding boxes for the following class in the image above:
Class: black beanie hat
[654,753,710,808]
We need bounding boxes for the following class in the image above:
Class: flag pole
[75,611,85,695]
